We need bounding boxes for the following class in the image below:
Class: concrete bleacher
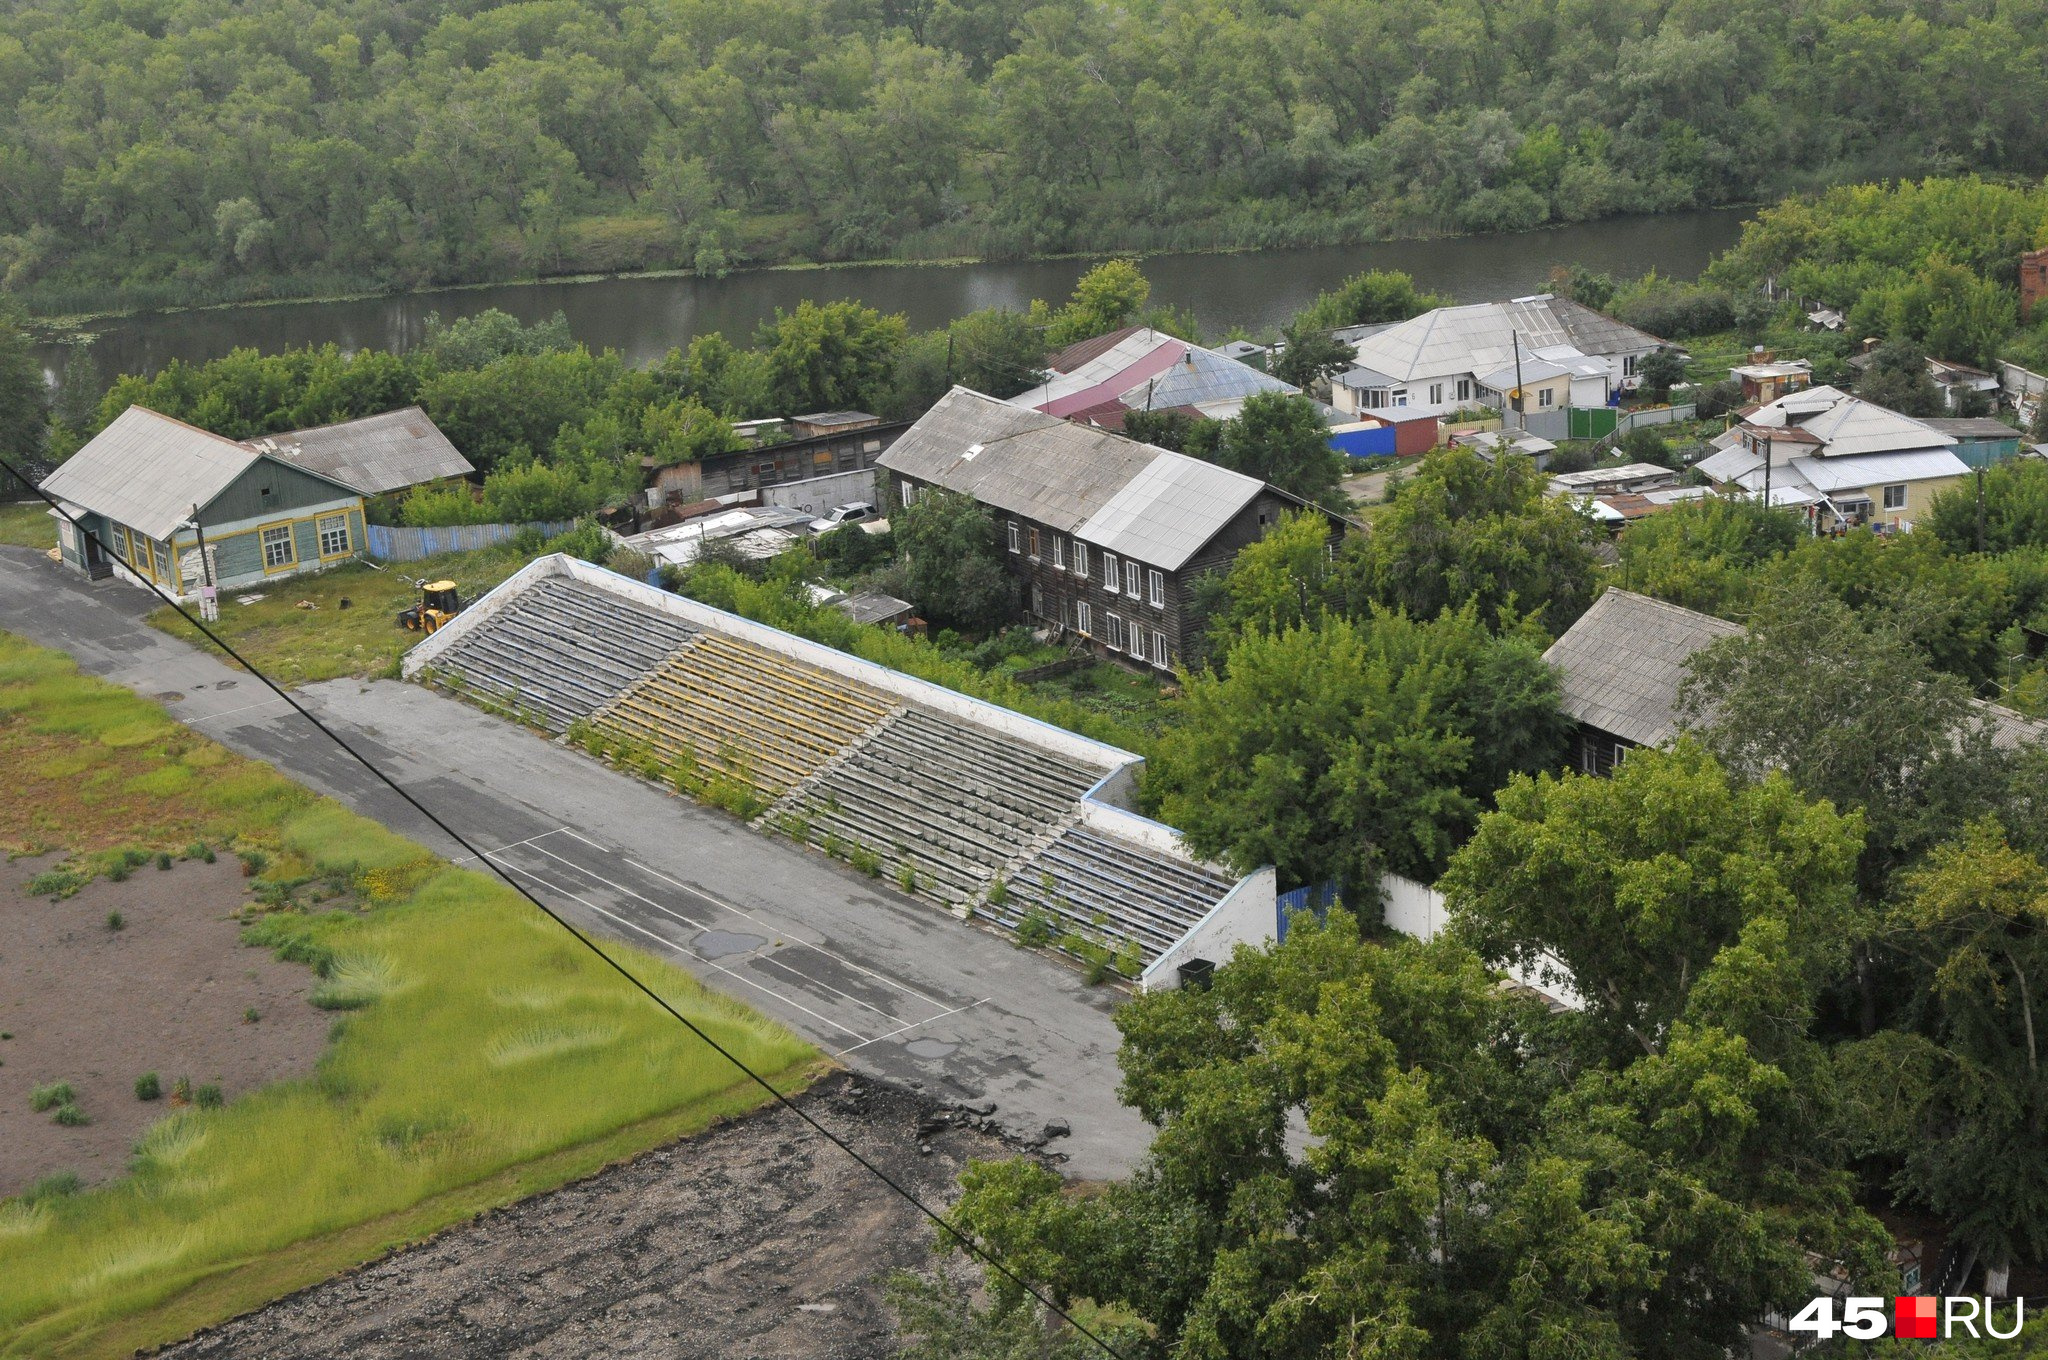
[591,633,897,795]
[783,708,1102,906]
[994,825,1238,962]
[422,575,697,732]
[404,553,1279,989]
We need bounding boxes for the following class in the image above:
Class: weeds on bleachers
[849,846,883,877]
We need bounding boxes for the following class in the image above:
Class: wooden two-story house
[880,388,1342,672]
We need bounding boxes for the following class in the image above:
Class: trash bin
[1177,958,1215,991]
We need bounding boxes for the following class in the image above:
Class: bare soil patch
[159,1072,1036,1360]
[0,855,329,1195]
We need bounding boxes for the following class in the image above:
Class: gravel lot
[157,1071,1048,1359]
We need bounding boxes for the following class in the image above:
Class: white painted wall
[1141,865,1278,991]
[1381,870,1583,1010]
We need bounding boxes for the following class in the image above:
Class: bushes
[134,1072,161,1101]
[29,1082,75,1113]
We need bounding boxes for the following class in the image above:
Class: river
[39,208,1750,385]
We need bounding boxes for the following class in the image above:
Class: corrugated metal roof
[260,406,472,496]
[1017,328,1304,419]
[879,389,1160,532]
[1543,589,1743,748]
[1141,346,1303,411]
[1076,452,1264,570]
[1924,417,2022,440]
[41,407,265,541]
[1045,326,1146,374]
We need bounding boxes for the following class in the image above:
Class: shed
[41,406,366,597]
[1922,417,2023,470]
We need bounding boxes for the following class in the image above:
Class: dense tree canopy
[11,1,2048,311]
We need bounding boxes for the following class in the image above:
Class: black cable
[4,456,1130,1360]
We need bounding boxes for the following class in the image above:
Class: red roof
[1045,325,1146,374]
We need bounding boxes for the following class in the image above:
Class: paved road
[0,547,1153,1178]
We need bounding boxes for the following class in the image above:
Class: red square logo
[1895,1296,1938,1340]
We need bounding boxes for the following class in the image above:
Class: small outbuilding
[41,406,367,597]
[254,406,472,497]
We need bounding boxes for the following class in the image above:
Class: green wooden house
[41,406,367,597]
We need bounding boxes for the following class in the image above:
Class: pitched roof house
[254,406,472,496]
[1334,295,1666,418]
[879,388,1344,670]
[41,406,368,596]
[1545,588,2047,775]
[1016,327,1329,427]
[1695,385,1968,528]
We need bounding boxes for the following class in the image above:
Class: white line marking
[551,827,956,1013]
[451,827,567,866]
[491,858,873,1044]
[184,695,293,724]
[836,998,988,1056]
[509,841,922,1028]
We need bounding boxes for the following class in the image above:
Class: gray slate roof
[259,406,472,496]
[880,388,1269,571]
[40,406,350,542]
[1543,589,1742,748]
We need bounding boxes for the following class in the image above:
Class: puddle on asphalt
[693,929,767,959]
[904,1038,957,1059]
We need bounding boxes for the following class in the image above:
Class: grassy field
[148,542,530,688]
[0,632,820,1359]
[0,502,55,551]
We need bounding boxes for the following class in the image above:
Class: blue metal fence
[365,520,577,563]
[1275,879,1342,939]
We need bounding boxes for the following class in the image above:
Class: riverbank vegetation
[6,0,2048,315]
[0,631,817,1359]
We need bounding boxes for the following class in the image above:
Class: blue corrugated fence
[365,521,577,563]
[1275,879,1342,939]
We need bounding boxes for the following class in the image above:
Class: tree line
[7,0,2048,312]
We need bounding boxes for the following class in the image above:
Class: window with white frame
[1147,569,1164,607]
[1007,521,1020,553]
[1624,354,1640,376]
[1393,388,1409,407]
[1076,600,1092,634]
[261,523,296,570]
[901,480,915,507]
[1456,378,1471,401]
[1882,483,1908,511]
[1123,559,1140,600]
[1073,542,1088,576]
[1537,387,1555,408]
[1102,551,1119,591]
[1051,536,1065,569]
[1428,383,1444,405]
[317,513,351,557]
[1105,611,1124,651]
[1128,626,1146,662]
[1152,629,1168,664]
[1027,526,1040,559]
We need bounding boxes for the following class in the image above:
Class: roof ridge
[123,404,263,457]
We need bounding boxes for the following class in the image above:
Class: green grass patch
[145,542,530,689]
[0,503,55,551]
[0,632,820,1358]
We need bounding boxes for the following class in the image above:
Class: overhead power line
[0,453,1131,1360]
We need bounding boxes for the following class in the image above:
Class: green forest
[6,0,2048,313]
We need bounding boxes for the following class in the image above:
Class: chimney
[2022,248,2048,322]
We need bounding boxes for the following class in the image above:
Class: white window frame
[1152,629,1168,665]
[1147,569,1164,608]
[1123,559,1141,600]
[1007,521,1020,553]
[1456,378,1471,402]
[1624,353,1640,376]
[1393,388,1409,407]
[1428,383,1444,405]
[1882,483,1908,511]
[261,523,296,571]
[317,512,351,558]
[1537,387,1555,408]
[1027,526,1040,559]
[900,480,915,507]
[1051,536,1065,569]
[1072,542,1088,577]
[1076,600,1092,635]
[1128,626,1146,662]
[1102,551,1119,592]
[1105,611,1124,651]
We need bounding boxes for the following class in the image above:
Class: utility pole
[1761,434,1772,510]
[1511,330,1525,429]
[1977,463,1987,553]
[190,502,213,588]
[944,332,955,386]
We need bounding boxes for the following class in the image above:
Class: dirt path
[0,855,328,1195]
[158,1072,1041,1359]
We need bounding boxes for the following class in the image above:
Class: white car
[809,502,877,534]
